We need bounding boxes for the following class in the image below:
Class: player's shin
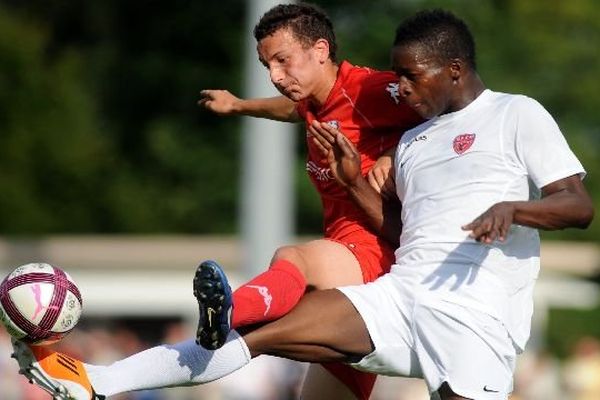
[86,331,250,397]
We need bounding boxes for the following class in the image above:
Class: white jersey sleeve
[511,96,585,189]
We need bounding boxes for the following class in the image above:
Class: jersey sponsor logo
[385,82,401,104]
[246,285,273,316]
[306,160,334,181]
[453,133,476,154]
[404,134,428,150]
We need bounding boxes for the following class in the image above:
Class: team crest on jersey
[325,120,339,129]
[385,83,401,105]
[453,133,476,155]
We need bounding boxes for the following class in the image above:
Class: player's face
[391,43,456,119]
[257,28,327,101]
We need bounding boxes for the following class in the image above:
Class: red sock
[231,259,307,329]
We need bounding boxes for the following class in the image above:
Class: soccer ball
[0,263,83,345]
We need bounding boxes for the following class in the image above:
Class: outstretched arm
[198,90,301,122]
[462,174,594,243]
[309,120,402,245]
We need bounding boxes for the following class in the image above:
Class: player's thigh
[273,239,363,289]
[301,364,356,400]
[414,303,516,399]
[245,289,373,358]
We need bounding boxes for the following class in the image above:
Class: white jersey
[392,89,585,350]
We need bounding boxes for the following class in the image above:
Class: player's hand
[198,89,240,115]
[462,202,515,244]
[308,121,362,187]
[368,154,395,200]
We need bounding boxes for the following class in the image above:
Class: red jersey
[296,61,421,241]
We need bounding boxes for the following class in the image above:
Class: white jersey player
[337,88,587,397]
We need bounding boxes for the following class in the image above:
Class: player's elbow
[570,197,595,229]
[565,189,595,229]
[576,204,594,229]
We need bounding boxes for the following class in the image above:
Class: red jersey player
[199,4,420,400]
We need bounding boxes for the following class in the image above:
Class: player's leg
[301,364,364,400]
[194,239,362,350]
[231,239,363,327]
[196,242,377,398]
[196,239,363,349]
[437,383,472,400]
[244,288,375,361]
[303,237,393,400]
[13,262,411,400]
[12,331,252,400]
[11,289,373,400]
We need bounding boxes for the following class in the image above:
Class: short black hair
[393,9,476,69]
[254,2,337,62]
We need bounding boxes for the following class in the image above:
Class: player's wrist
[347,175,374,194]
[230,98,245,115]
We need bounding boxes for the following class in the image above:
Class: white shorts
[338,271,517,399]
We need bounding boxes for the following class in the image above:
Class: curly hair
[254,2,337,62]
[393,9,476,70]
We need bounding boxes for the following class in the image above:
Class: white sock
[85,330,251,397]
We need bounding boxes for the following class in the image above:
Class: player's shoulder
[341,61,401,107]
[485,89,545,113]
[342,61,397,85]
[401,119,433,143]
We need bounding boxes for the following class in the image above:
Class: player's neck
[450,73,486,113]
[309,62,339,108]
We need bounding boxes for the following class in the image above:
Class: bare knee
[271,245,308,276]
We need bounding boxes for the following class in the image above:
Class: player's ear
[313,38,330,64]
[449,59,462,83]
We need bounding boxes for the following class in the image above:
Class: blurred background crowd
[2,322,600,400]
[0,0,599,398]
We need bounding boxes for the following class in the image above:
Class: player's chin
[286,91,306,102]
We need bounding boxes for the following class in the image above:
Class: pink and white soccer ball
[0,263,83,345]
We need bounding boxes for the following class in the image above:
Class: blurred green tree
[0,6,112,233]
[0,0,597,239]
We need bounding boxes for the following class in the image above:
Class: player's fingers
[498,217,511,242]
[199,89,216,98]
[372,168,387,189]
[492,213,511,242]
[311,136,329,156]
[309,125,333,151]
[311,121,336,143]
[461,221,475,231]
[319,121,340,135]
[367,172,383,193]
[381,179,396,199]
[467,219,489,241]
[308,124,333,149]
[336,133,358,158]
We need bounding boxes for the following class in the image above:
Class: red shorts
[325,233,394,283]
[323,232,395,399]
